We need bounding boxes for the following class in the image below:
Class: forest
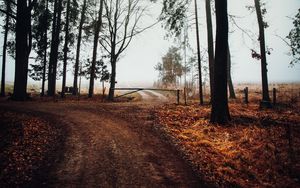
[0,0,300,187]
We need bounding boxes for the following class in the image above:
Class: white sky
[0,0,300,89]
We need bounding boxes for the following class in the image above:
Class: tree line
[0,0,299,124]
[158,0,299,123]
[0,0,149,101]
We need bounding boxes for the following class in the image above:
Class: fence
[241,86,300,106]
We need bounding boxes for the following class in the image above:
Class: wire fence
[236,85,300,106]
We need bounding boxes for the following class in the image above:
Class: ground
[1,87,300,187]
[154,102,300,187]
[0,97,203,187]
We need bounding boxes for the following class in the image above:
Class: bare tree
[100,0,150,101]
[254,0,271,107]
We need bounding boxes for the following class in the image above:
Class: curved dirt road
[0,101,203,187]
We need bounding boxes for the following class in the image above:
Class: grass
[5,85,14,94]
[154,102,300,187]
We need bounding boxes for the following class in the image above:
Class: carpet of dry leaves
[153,102,300,188]
[0,111,64,187]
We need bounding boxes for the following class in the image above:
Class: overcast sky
[0,0,299,89]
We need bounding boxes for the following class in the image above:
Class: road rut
[0,102,203,187]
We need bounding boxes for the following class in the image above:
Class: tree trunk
[88,0,104,98]
[108,58,116,101]
[227,44,236,99]
[48,0,63,96]
[205,0,214,101]
[210,0,231,124]
[47,0,57,96]
[61,0,71,98]
[254,0,271,107]
[13,0,31,101]
[41,0,49,97]
[73,0,87,95]
[1,1,10,97]
[194,0,203,105]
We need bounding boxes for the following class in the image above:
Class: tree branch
[0,8,16,19]
[275,33,291,47]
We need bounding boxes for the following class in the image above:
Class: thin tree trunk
[210,0,231,124]
[1,1,10,97]
[194,0,203,105]
[13,0,30,101]
[254,0,271,106]
[41,0,49,97]
[48,0,63,96]
[227,44,236,99]
[61,0,71,98]
[79,61,82,95]
[88,0,104,98]
[73,0,87,95]
[108,57,116,101]
[205,0,214,101]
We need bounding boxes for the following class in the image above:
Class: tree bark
[13,0,31,101]
[254,0,271,106]
[194,0,203,105]
[73,0,87,95]
[48,0,63,96]
[205,0,214,101]
[227,44,236,99]
[41,0,48,97]
[88,0,104,98]
[61,0,71,98]
[210,0,231,124]
[108,57,116,101]
[1,1,10,97]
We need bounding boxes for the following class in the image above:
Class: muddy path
[0,101,203,187]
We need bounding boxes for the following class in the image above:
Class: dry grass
[154,103,300,187]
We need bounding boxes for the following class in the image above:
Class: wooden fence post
[244,87,249,104]
[273,88,277,105]
[177,89,180,105]
[184,87,187,105]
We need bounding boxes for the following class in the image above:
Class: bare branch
[228,14,257,43]
[99,40,111,54]
[275,33,291,47]
[0,8,16,19]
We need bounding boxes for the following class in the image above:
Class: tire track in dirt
[0,102,204,187]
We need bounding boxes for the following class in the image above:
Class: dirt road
[0,101,203,187]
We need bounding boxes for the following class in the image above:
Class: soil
[0,100,204,187]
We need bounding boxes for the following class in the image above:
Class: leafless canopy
[100,0,150,59]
